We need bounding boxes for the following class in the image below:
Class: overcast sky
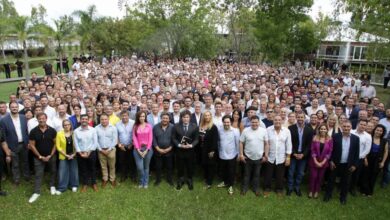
[12,0,350,26]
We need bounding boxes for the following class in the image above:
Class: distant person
[3,63,11,78]
[15,60,23,77]
[0,128,12,196]
[384,65,390,89]
[43,60,53,76]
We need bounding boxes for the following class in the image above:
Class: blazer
[331,133,360,167]
[199,124,219,154]
[0,114,29,151]
[147,113,161,127]
[190,113,202,127]
[309,139,333,168]
[55,130,75,160]
[172,122,199,149]
[288,124,314,158]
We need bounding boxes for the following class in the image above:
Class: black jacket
[331,133,360,168]
[288,124,314,158]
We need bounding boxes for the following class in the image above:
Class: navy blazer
[288,124,314,158]
[190,113,202,127]
[331,133,360,168]
[0,114,29,151]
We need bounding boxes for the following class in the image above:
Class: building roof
[324,26,389,43]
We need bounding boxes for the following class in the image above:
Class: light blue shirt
[95,124,118,150]
[218,126,240,160]
[341,135,351,163]
[116,120,135,146]
[74,126,98,152]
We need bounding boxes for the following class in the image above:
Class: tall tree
[0,0,18,63]
[53,15,75,73]
[73,5,97,54]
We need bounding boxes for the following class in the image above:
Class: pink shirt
[132,123,153,150]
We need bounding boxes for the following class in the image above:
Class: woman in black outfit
[361,124,388,196]
[199,111,219,189]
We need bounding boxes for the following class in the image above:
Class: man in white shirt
[217,115,240,195]
[39,96,56,120]
[213,102,224,128]
[239,115,269,196]
[28,106,54,133]
[51,104,70,132]
[360,81,376,99]
[350,120,372,196]
[264,116,292,196]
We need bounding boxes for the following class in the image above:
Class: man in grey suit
[0,101,30,185]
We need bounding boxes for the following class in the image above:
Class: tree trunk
[23,40,30,80]
[1,44,6,63]
[59,42,63,73]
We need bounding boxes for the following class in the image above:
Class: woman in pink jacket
[132,111,153,188]
[309,124,333,199]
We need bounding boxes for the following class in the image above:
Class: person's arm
[73,130,81,153]
[286,129,292,163]
[362,134,372,159]
[210,126,219,153]
[55,132,67,158]
[29,139,42,159]
[95,127,103,151]
[147,125,153,150]
[380,143,388,168]
[1,141,11,163]
[111,126,118,150]
[47,137,57,161]
[171,126,180,148]
[132,127,140,150]
[190,126,199,148]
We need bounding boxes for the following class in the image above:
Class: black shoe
[340,198,347,205]
[240,191,247,196]
[176,182,183,190]
[295,189,302,197]
[286,189,292,196]
[167,180,174,186]
[349,190,356,197]
[323,195,331,202]
[0,191,7,196]
[187,180,194,190]
[154,180,161,186]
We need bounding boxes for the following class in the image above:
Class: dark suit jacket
[345,106,359,120]
[190,113,202,127]
[0,114,29,151]
[288,124,314,158]
[331,133,360,168]
[172,122,199,149]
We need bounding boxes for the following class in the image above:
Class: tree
[0,0,18,63]
[73,5,97,54]
[253,0,314,63]
[53,15,75,73]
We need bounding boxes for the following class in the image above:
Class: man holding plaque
[172,110,199,190]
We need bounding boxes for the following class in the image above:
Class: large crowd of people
[0,56,389,206]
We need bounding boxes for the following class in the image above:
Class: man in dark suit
[172,110,199,190]
[190,101,203,127]
[287,112,314,196]
[0,101,30,185]
[324,120,360,205]
[128,96,140,120]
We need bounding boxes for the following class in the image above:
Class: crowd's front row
[0,106,388,205]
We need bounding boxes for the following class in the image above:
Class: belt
[18,142,24,144]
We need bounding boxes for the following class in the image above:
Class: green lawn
[0,172,390,219]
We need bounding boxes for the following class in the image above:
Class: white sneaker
[55,190,62,195]
[143,185,148,189]
[72,187,77,192]
[228,186,234,195]
[50,187,56,195]
[217,182,226,188]
[28,193,40,203]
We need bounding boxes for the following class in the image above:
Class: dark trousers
[264,162,285,192]
[154,153,173,183]
[326,163,352,201]
[176,149,195,183]
[350,159,363,192]
[361,153,381,195]
[117,147,136,180]
[17,69,23,77]
[242,158,262,193]
[219,157,236,187]
[5,71,10,78]
[77,151,97,186]
[11,143,30,183]
[0,155,3,191]
[33,156,57,194]
[384,77,390,89]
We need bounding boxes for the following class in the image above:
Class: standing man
[15,59,23,77]
[217,115,240,195]
[147,103,160,126]
[324,121,360,205]
[28,113,58,203]
[0,101,30,185]
[74,114,98,192]
[43,60,53,76]
[3,63,11,79]
[239,115,269,196]
[383,65,390,89]
[116,110,136,182]
[95,114,118,187]
[172,110,199,190]
[0,128,12,196]
[350,120,372,196]
[153,113,174,186]
[264,116,292,196]
[287,112,314,196]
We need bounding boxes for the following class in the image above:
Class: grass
[0,170,390,219]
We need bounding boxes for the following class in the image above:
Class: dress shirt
[379,118,390,136]
[44,106,56,120]
[218,126,240,160]
[116,120,135,146]
[74,126,98,152]
[11,115,23,142]
[341,135,351,163]
[351,130,372,159]
[27,117,54,134]
[153,123,174,148]
[360,85,376,99]
[95,124,118,150]
[267,126,292,164]
[240,126,268,160]
[172,113,180,124]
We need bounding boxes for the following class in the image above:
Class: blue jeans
[288,158,307,190]
[382,160,390,186]
[57,159,79,192]
[133,149,153,186]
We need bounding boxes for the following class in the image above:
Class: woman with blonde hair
[326,114,341,136]
[199,111,219,189]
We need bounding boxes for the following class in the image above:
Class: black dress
[199,124,219,185]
